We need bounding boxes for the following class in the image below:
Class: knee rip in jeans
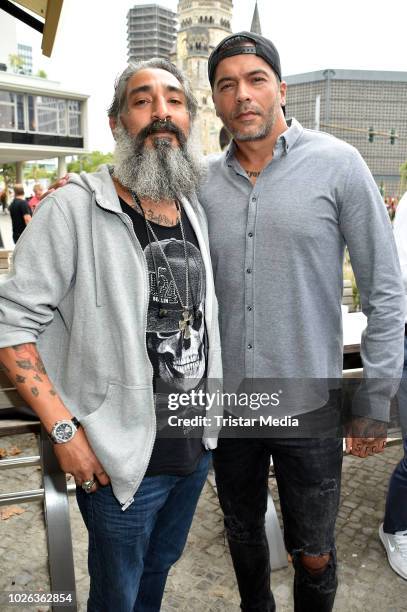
[300,552,331,576]
[292,549,337,591]
[224,516,265,544]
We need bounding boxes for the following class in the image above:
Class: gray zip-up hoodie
[0,165,222,509]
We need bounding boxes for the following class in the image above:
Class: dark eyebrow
[127,84,185,97]
[216,76,235,89]
[216,69,270,89]
[166,85,185,96]
[246,69,270,78]
[128,85,152,97]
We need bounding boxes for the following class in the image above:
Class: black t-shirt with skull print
[120,198,208,476]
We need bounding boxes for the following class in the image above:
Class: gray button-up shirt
[199,119,405,412]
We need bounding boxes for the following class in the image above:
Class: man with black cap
[201,31,405,611]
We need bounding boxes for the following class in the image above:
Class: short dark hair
[221,37,281,84]
[108,58,198,122]
[13,184,25,197]
[208,31,282,88]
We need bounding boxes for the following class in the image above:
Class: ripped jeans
[213,437,343,612]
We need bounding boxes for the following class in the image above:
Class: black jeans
[213,437,343,612]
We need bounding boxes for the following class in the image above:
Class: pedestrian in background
[28,183,44,213]
[9,184,31,243]
[0,188,8,214]
[380,189,407,580]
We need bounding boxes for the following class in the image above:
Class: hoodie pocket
[81,382,155,496]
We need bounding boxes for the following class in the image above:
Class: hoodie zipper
[116,210,156,511]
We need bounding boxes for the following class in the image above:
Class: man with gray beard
[112,116,201,203]
[0,59,222,612]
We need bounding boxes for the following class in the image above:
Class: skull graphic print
[145,237,206,393]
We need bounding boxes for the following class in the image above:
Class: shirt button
[251,196,257,203]
[247,306,253,311]
[248,232,253,238]
[248,344,253,350]
[246,268,252,274]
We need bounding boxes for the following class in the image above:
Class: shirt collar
[225,117,303,163]
[225,139,237,162]
[278,117,303,153]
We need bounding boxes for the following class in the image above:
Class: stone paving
[0,432,406,612]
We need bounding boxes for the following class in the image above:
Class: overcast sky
[15,0,407,153]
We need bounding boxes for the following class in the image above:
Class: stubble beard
[112,121,204,202]
[221,100,280,143]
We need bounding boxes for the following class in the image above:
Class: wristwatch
[49,416,81,444]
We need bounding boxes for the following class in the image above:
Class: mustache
[137,120,187,147]
[232,104,263,119]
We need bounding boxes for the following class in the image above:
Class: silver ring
[81,479,95,493]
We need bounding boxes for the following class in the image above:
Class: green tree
[36,69,48,79]
[67,151,114,174]
[24,164,55,182]
[8,54,24,73]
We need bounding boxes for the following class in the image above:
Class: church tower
[174,0,233,154]
[250,1,262,35]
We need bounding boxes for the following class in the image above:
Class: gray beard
[112,122,203,202]
[232,115,275,142]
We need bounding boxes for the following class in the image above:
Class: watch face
[54,421,74,442]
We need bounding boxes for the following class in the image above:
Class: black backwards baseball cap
[208,31,282,88]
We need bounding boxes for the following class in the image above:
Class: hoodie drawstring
[90,192,104,307]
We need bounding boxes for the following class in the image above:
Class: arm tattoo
[16,359,34,371]
[12,345,47,375]
[9,345,53,400]
[13,345,26,353]
[35,358,46,375]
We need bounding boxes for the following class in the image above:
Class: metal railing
[0,422,77,611]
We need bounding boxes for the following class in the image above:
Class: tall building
[127,4,177,63]
[174,0,233,155]
[17,44,33,75]
[284,69,407,197]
